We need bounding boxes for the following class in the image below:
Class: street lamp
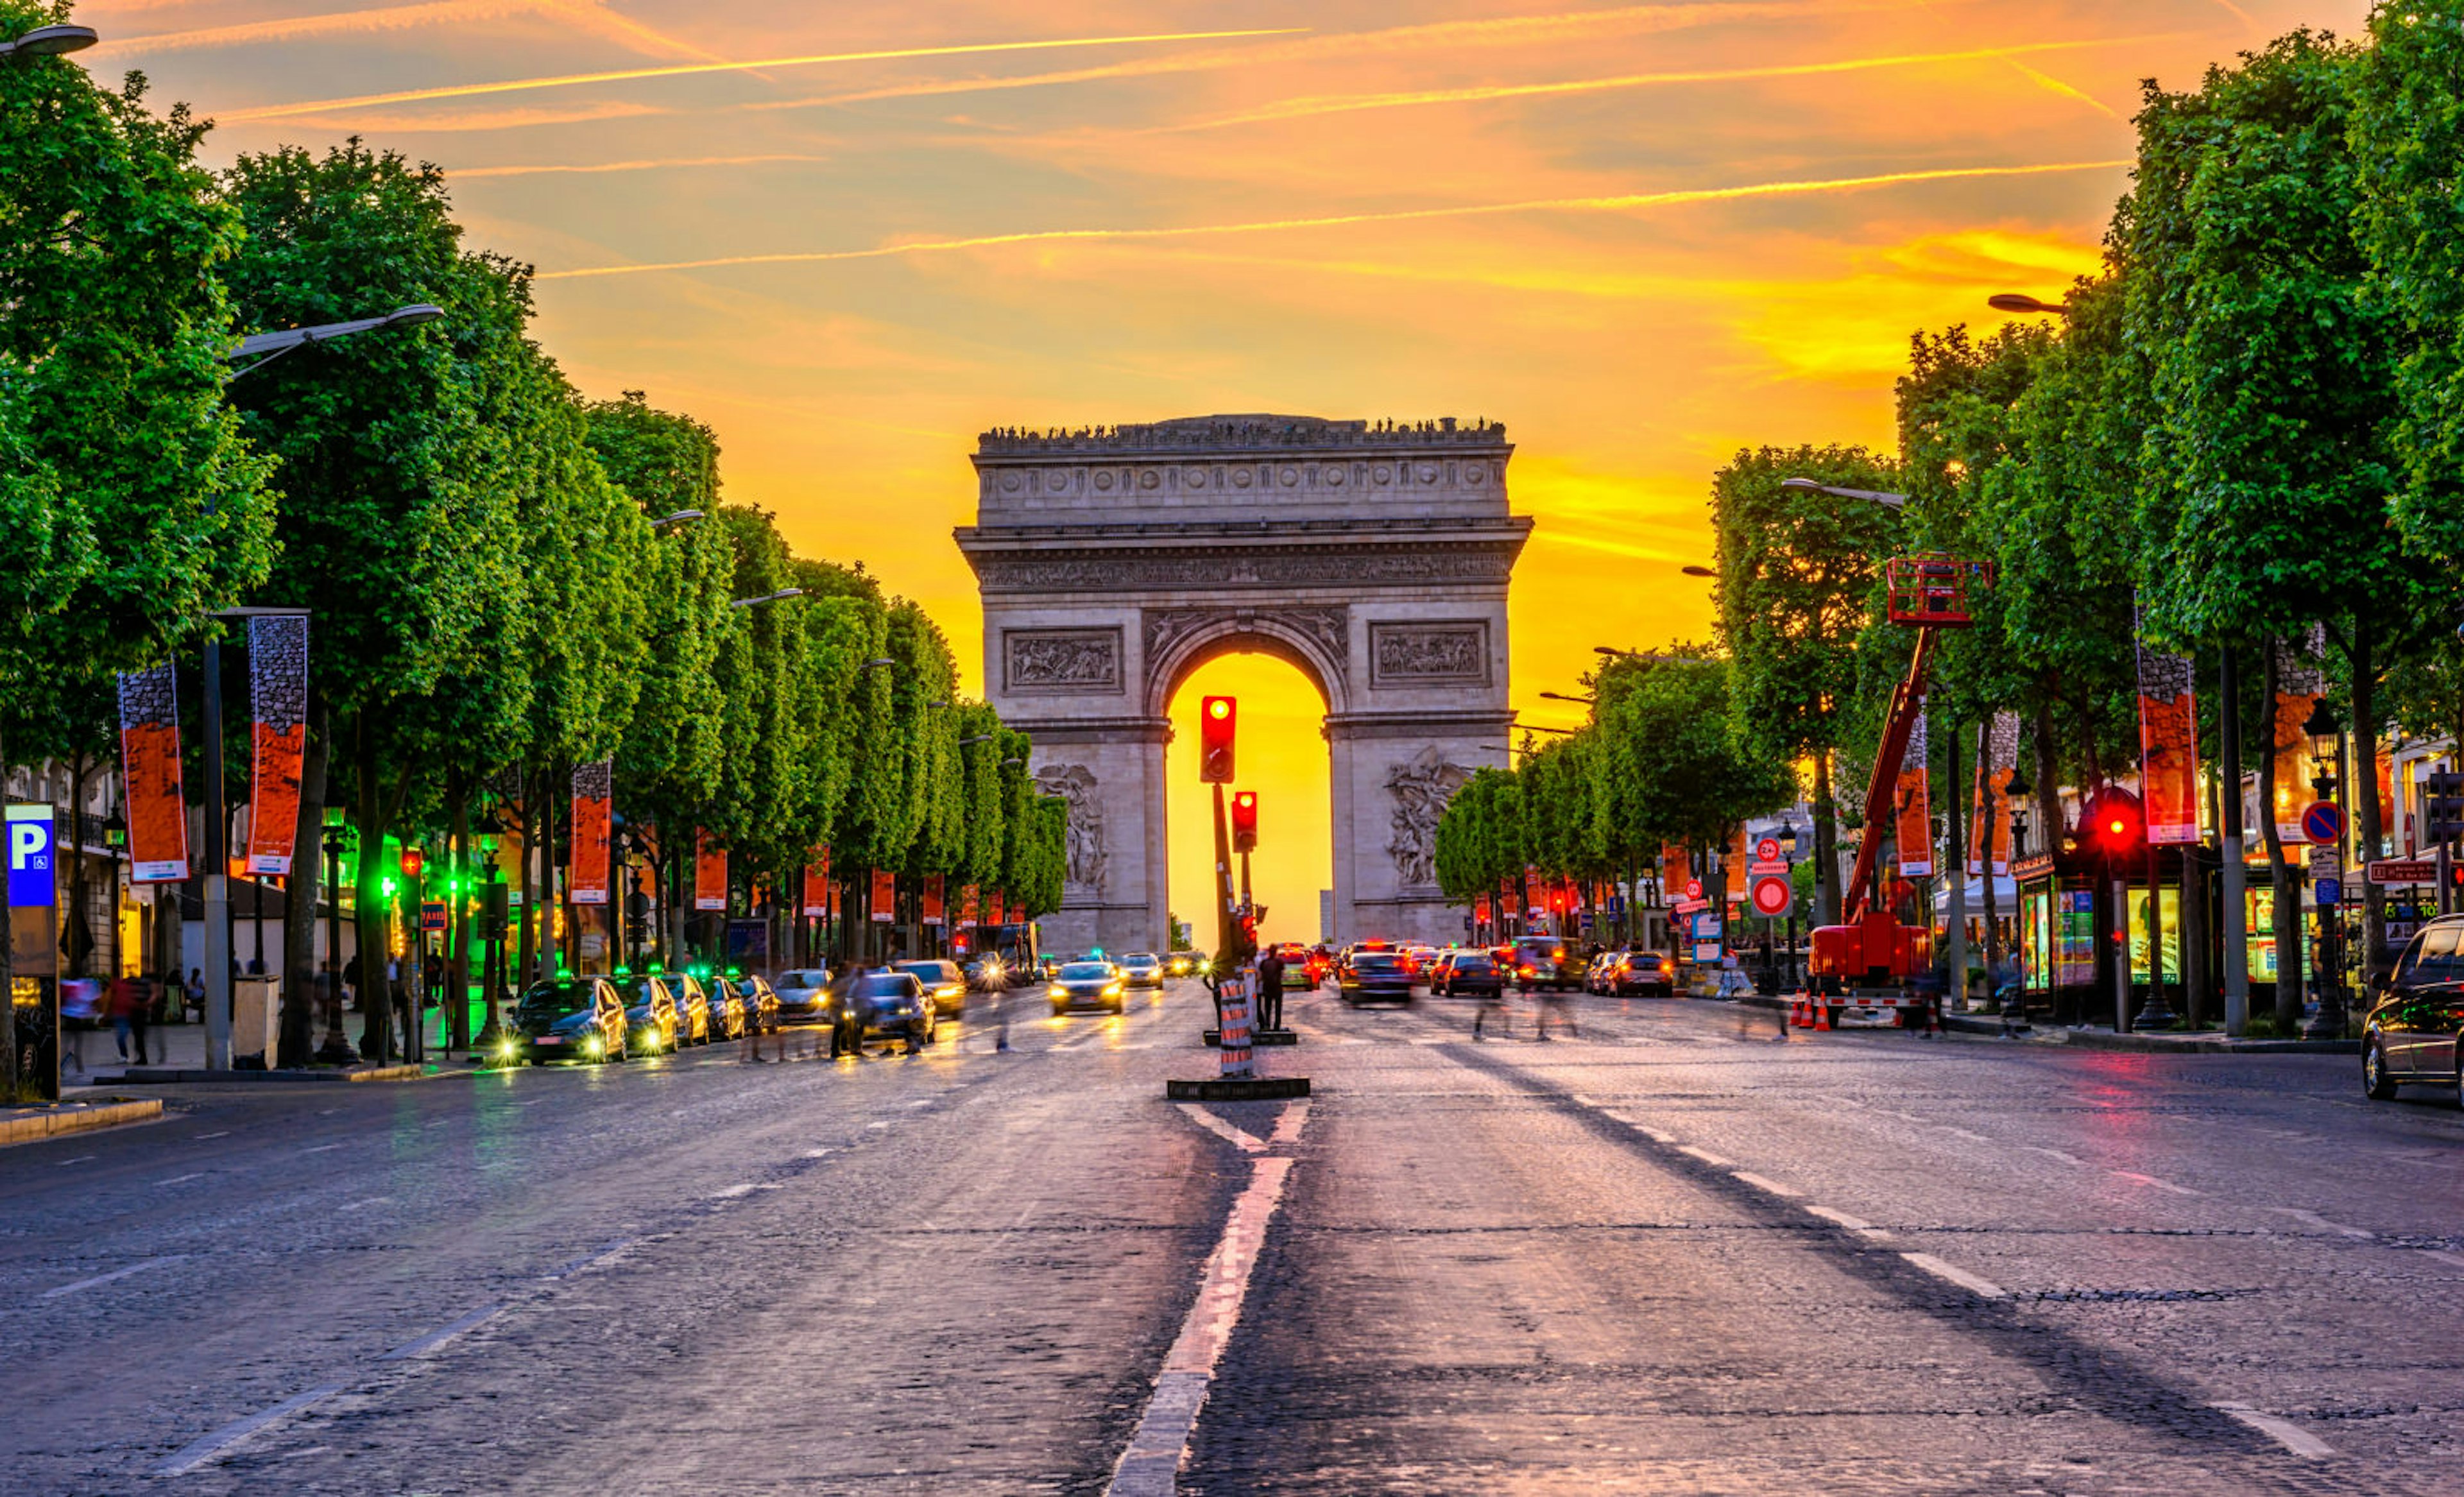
[1681,565,1718,578]
[1988,293,2069,316]
[2301,697,2347,1041]
[1538,690,1595,706]
[316,812,357,1063]
[0,23,98,57]
[228,304,443,379]
[1780,476,1908,509]
[649,509,705,527]
[956,734,993,746]
[730,588,802,608]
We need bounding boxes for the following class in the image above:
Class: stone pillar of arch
[955,415,1530,955]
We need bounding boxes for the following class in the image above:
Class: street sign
[6,804,53,909]
[2306,843,2342,880]
[420,900,447,932]
[2314,877,2342,906]
[1755,837,1781,863]
[2300,801,2345,845]
[2368,858,2440,886]
[1684,878,1704,901]
[1750,873,1792,917]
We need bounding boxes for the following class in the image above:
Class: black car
[850,971,937,1048]
[1512,937,1583,993]
[1433,950,1502,998]
[894,959,968,1019]
[1338,952,1415,1005]
[2364,915,2464,1100]
[500,977,628,1065]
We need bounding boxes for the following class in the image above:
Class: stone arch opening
[1163,651,1333,952]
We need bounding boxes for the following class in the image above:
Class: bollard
[1219,969,1254,1081]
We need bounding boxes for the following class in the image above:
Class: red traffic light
[1199,696,1237,783]
[2081,786,2145,860]
[398,847,424,878]
[1231,791,1258,853]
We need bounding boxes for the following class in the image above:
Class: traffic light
[398,846,423,879]
[2425,771,2464,843]
[1200,696,1236,783]
[2082,785,2146,863]
[479,882,510,940]
[1230,791,1258,853]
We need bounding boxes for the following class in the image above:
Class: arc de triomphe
[956,415,1530,956]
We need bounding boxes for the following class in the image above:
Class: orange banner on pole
[988,889,1005,928]
[694,830,726,911]
[801,850,830,919]
[1728,826,1750,898]
[959,884,979,927]
[2273,629,2326,843]
[116,664,189,885]
[1895,714,1933,877]
[869,869,896,923]
[569,760,612,905]
[1661,843,1690,904]
[243,616,307,875]
[1966,714,2018,877]
[922,873,946,927]
[2135,618,2201,846]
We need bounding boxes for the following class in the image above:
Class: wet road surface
[6,978,2461,1493]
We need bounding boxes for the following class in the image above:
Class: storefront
[2013,846,2239,1024]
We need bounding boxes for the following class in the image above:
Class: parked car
[665,973,713,1046]
[1337,950,1415,1005]
[736,973,781,1031]
[894,959,968,1019]
[2364,916,2464,1100]
[501,977,628,1065]
[616,975,681,1054]
[1433,950,1503,998]
[772,967,835,1022]
[850,970,937,1048]
[1048,960,1126,1015]
[1512,937,1583,993]
[1118,952,1167,989]
[701,978,749,1040]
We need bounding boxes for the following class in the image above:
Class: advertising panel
[244,615,308,875]
[116,663,189,884]
[569,760,612,905]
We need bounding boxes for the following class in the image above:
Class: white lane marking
[157,1172,205,1186]
[2109,1170,2202,1197]
[1267,1100,1311,1149]
[153,1385,344,1475]
[2213,1401,2335,1458]
[340,1197,392,1211]
[55,1154,96,1167]
[1731,1171,1801,1197]
[1107,1154,1297,1497]
[905,1098,935,1108]
[1677,1145,1734,1168]
[1805,1205,1885,1236]
[379,1304,506,1361]
[545,1239,635,1279]
[191,1131,230,1140]
[1176,1104,1267,1154]
[2028,1146,2083,1165]
[1939,1127,1992,1144]
[866,1120,894,1131]
[709,1182,780,1199]
[424,1119,450,1129]
[802,1147,833,1159]
[44,1254,187,1299]
[1899,1252,2007,1299]
[2424,1250,2464,1270]
[301,1143,343,1155]
[2269,1207,2372,1240]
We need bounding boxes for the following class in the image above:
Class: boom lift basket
[1885,554,1992,628]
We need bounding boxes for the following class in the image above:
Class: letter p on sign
[6,804,53,909]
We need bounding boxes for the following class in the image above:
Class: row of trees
[0,5,1062,1079]
[1693,12,2464,1023]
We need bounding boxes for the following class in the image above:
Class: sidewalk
[1727,993,2359,1055]
[64,1012,462,1086]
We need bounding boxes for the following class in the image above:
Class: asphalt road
[6,977,2461,1494]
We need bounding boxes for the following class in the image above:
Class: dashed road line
[2268,1207,2372,1240]
[2109,1170,2201,1196]
[157,1172,204,1186]
[2214,1401,2334,1458]
[191,1131,230,1140]
[2027,1145,2082,1165]
[44,1254,187,1299]
[545,1239,634,1279]
[1805,1204,1885,1236]
[379,1304,506,1361]
[153,1385,344,1476]
[1730,1170,1800,1197]
[709,1182,780,1199]
[1177,1104,1267,1154]
[1899,1251,2006,1299]
[1675,1144,1733,1168]
[339,1197,392,1211]
[300,1143,344,1155]
[54,1154,95,1167]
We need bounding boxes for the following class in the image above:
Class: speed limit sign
[1684,878,1704,901]
[1756,837,1781,863]
[1750,873,1792,917]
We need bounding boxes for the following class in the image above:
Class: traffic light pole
[1211,783,1238,964]
[2112,869,2132,1034]
[2220,644,2249,1036]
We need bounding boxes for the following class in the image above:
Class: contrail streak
[452,153,830,178]
[535,160,2131,282]
[1165,37,2180,132]
[99,0,724,63]
[780,0,1951,112]
[218,28,1309,122]
[1999,58,2122,119]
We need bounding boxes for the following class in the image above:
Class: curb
[110,1063,438,1085]
[1201,1031,1299,1047]
[2,1098,163,1148]
[1727,993,2357,1054]
[1165,1077,1311,1101]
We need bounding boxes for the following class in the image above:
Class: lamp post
[316,814,355,1063]
[1777,819,1801,989]
[2301,698,2348,1040]
[0,23,99,58]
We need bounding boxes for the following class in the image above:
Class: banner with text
[694,830,727,911]
[869,869,896,923]
[244,615,307,875]
[801,850,830,919]
[2273,628,2327,843]
[1967,713,2017,877]
[116,663,189,884]
[569,760,612,904]
[1896,713,1933,877]
[2135,614,2202,846]
[923,873,945,926]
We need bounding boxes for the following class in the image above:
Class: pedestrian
[109,973,151,1066]
[1537,979,1576,1041]
[1473,979,1510,1041]
[60,977,100,1077]
[182,967,205,1023]
[829,967,866,1059]
[343,954,363,1011]
[1256,947,1285,1033]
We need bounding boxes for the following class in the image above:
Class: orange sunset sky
[80,0,2368,944]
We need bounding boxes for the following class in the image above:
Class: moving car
[894,959,968,1019]
[1118,952,1167,989]
[616,974,681,1055]
[1048,960,1127,1015]
[1513,937,1583,993]
[850,970,937,1049]
[772,967,834,1022]
[964,957,1008,992]
[1337,950,1415,1005]
[1433,950,1503,998]
[1166,952,1199,979]
[2364,914,2464,1100]
[1603,950,1675,997]
[501,977,628,1065]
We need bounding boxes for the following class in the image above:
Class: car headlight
[584,1036,603,1056]
[1049,984,1068,998]
[1104,982,1122,996]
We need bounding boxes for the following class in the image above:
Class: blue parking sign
[7,804,54,909]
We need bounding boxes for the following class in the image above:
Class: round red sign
[1750,874,1792,916]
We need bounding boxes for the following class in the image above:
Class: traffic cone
[1813,1001,1831,1032]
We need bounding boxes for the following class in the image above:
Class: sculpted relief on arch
[1034,764,1108,890]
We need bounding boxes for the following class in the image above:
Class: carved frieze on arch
[1140,605,1349,717]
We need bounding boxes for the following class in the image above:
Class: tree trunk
[2260,641,2304,1031]
[2032,696,2063,853]
[515,771,537,989]
[2352,617,2386,982]
[0,725,16,1095]
[279,701,328,1066]
[1812,750,1839,927]
[447,783,471,1052]
[351,721,389,1062]
[66,751,90,979]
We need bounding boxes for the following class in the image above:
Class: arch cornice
[1141,605,1349,718]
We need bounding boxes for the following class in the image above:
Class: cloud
[533,159,2131,281]
[215,27,1310,123]
[1157,35,2180,133]
[97,0,726,62]
[220,99,671,134]
[450,153,831,179]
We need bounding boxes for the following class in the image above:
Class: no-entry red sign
[1750,873,1792,917]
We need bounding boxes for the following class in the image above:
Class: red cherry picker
[1802,554,1993,1029]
